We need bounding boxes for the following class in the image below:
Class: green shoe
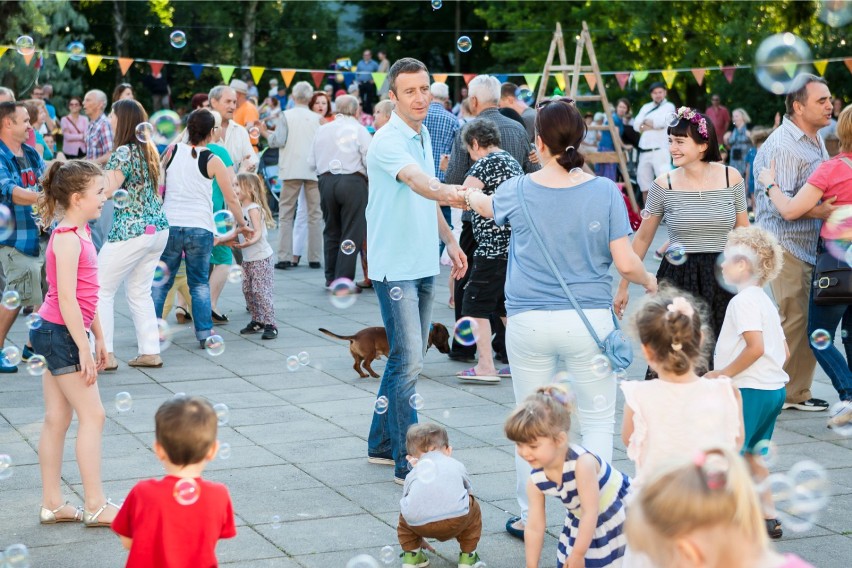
[401,549,430,567]
[458,551,481,567]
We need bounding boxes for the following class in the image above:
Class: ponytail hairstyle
[625,447,767,565]
[110,99,160,186]
[632,285,709,375]
[534,97,586,172]
[505,383,575,444]
[235,172,275,229]
[185,109,215,158]
[38,160,103,227]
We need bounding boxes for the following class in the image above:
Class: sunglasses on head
[536,96,575,110]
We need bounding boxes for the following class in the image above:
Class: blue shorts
[29,320,85,376]
[741,386,786,453]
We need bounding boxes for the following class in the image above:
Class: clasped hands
[439,185,478,210]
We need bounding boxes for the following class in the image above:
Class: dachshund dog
[319,323,451,378]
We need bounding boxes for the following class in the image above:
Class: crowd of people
[0,49,850,567]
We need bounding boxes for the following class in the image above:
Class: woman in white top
[151,109,250,348]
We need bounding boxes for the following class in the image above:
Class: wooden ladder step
[550,65,594,72]
[573,95,602,102]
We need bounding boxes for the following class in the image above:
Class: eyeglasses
[535,96,575,110]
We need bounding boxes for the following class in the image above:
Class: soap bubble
[335,114,344,121]
[135,122,154,144]
[271,514,282,529]
[828,400,852,436]
[763,472,819,532]
[640,209,651,220]
[2,346,22,366]
[0,454,13,481]
[588,221,601,233]
[3,543,29,568]
[2,291,21,310]
[227,265,242,283]
[516,87,534,106]
[114,145,131,162]
[810,329,832,350]
[213,210,236,239]
[25,313,42,330]
[329,159,343,175]
[213,403,229,426]
[665,243,688,266]
[754,33,812,95]
[114,392,132,413]
[173,477,200,505]
[286,355,300,372]
[389,287,403,301]
[329,278,358,309]
[379,545,395,564]
[752,440,778,468]
[204,335,225,356]
[457,36,473,53]
[788,460,829,513]
[67,41,85,61]
[417,458,437,483]
[149,110,182,145]
[453,317,479,347]
[248,126,260,138]
[431,0,443,9]
[298,351,310,365]
[152,261,170,287]
[428,177,441,191]
[169,30,187,49]
[0,204,12,241]
[374,395,389,414]
[340,239,356,254]
[26,354,47,376]
[666,112,681,128]
[590,354,612,377]
[218,442,231,460]
[16,36,35,56]
[593,394,607,410]
[409,393,425,410]
[346,555,381,568]
[336,126,360,153]
[822,206,852,263]
[113,188,130,209]
[819,0,852,27]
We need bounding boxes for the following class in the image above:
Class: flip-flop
[497,366,512,378]
[456,367,500,383]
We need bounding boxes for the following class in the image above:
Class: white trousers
[506,308,617,522]
[636,148,671,194]
[97,230,169,354]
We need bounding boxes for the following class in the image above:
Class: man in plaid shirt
[83,89,113,250]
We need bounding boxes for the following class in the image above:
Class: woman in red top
[758,104,852,423]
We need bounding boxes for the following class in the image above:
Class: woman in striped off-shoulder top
[613,108,749,378]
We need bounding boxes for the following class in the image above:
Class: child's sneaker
[262,325,278,340]
[458,551,481,567]
[401,549,429,567]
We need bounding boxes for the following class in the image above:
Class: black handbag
[812,157,852,306]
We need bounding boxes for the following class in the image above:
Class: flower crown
[675,106,709,140]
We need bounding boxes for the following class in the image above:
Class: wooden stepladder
[538,22,638,212]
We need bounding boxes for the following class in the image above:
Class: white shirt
[714,285,789,390]
[163,144,215,233]
[274,105,321,181]
[633,98,676,150]
[308,116,371,176]
[222,120,258,172]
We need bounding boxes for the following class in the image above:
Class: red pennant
[691,68,706,85]
[845,59,852,74]
[310,71,326,88]
[463,73,476,85]
[615,73,630,89]
[149,61,165,76]
[721,66,735,83]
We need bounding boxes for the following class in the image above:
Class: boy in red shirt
[112,396,236,567]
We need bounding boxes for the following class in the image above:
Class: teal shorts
[210,244,233,266]
[741,386,786,453]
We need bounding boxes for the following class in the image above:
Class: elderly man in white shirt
[308,95,372,286]
[260,81,323,270]
[209,85,257,173]
[633,81,676,199]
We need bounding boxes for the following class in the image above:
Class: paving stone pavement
[1,229,851,567]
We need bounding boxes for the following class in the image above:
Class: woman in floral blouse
[100,99,170,369]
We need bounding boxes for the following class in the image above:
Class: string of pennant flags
[3,45,852,94]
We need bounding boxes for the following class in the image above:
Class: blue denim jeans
[807,287,852,401]
[368,276,435,479]
[152,227,214,341]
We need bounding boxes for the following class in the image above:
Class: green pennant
[372,72,387,90]
[523,73,540,91]
[219,65,236,84]
[55,52,70,71]
[782,62,798,78]
[632,70,649,83]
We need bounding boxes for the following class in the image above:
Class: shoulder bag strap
[515,179,613,352]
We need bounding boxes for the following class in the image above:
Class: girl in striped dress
[614,107,749,378]
[505,385,630,568]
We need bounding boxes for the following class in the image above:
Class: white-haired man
[209,85,257,172]
[83,89,113,249]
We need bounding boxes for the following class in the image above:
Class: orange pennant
[691,68,706,85]
[280,69,296,87]
[845,59,852,75]
[118,57,134,76]
[433,73,448,83]
[583,73,597,92]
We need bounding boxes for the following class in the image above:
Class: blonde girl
[233,172,278,339]
[505,385,630,568]
[32,161,119,527]
[625,447,814,568]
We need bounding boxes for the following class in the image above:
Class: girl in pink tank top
[30,161,120,528]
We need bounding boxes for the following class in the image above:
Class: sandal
[39,502,83,524]
[456,367,500,384]
[175,306,192,324]
[83,499,120,527]
[765,518,783,540]
[497,366,512,378]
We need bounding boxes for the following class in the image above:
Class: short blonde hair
[837,104,852,153]
[725,226,784,286]
[732,107,751,124]
[374,99,395,117]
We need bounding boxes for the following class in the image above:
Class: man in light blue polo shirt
[365,57,467,484]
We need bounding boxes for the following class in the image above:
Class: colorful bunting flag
[583,73,597,92]
[722,66,735,83]
[0,47,7,59]
[85,54,103,75]
[118,57,134,76]
[432,73,448,83]
[844,58,852,74]
[149,61,165,76]
[249,66,265,84]
[814,59,829,76]
[554,73,566,90]
[495,74,508,84]
[34,54,44,69]
[220,65,236,84]
[782,62,798,78]
[463,73,476,85]
[310,71,326,88]
[280,69,296,87]
[189,63,204,79]
[523,73,539,91]
[691,68,706,85]
[372,72,387,90]
[615,72,630,89]
[632,70,649,83]
[55,52,70,71]
[661,69,677,89]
